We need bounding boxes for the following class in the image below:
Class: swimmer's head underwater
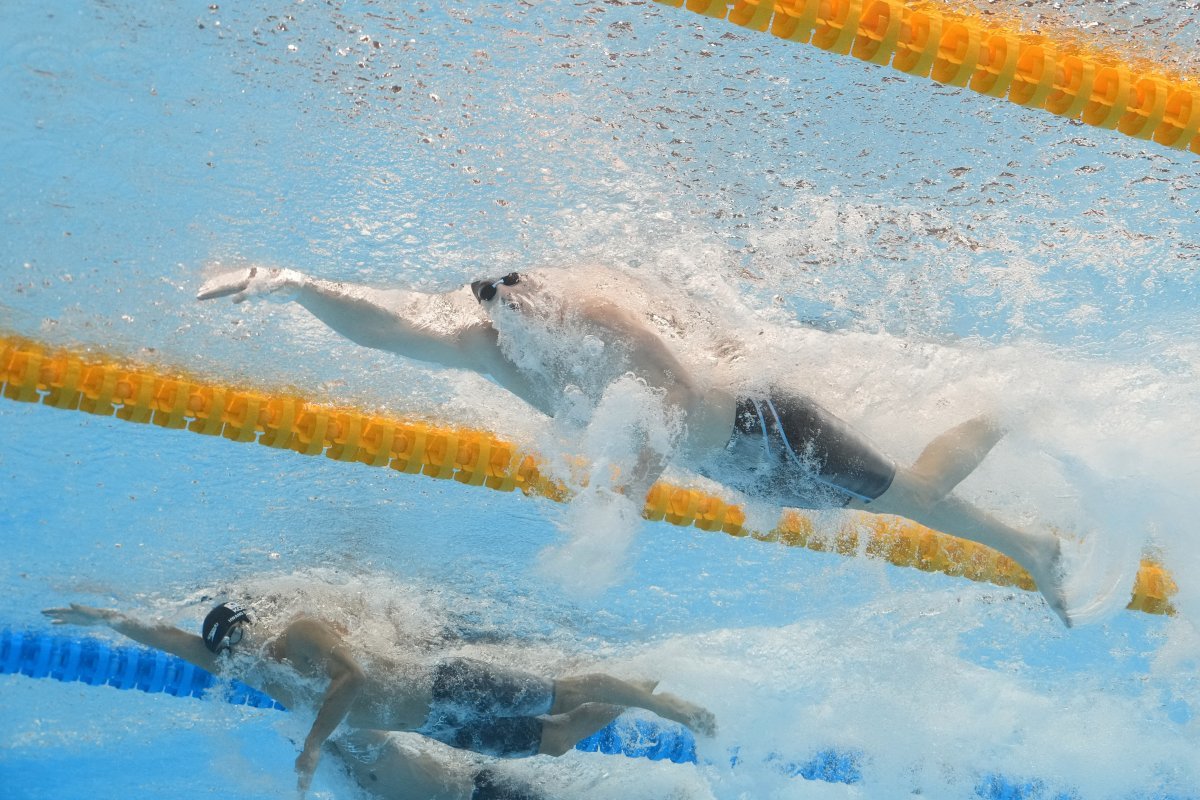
[471,272,520,303]
[202,600,251,653]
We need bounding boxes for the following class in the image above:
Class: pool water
[2,1,1198,799]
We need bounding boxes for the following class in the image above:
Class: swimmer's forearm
[290,281,485,371]
[45,604,223,675]
[105,615,221,671]
[298,667,365,787]
[291,281,417,349]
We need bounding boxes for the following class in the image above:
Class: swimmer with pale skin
[43,602,713,798]
[197,265,1073,625]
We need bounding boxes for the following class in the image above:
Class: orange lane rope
[0,334,1176,615]
[656,0,1200,154]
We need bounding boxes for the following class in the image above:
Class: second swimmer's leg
[538,704,627,757]
[326,730,475,800]
[551,675,716,736]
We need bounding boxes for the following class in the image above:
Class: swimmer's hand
[42,603,118,627]
[197,265,301,303]
[197,266,256,301]
[296,746,320,798]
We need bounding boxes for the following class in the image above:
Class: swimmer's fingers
[198,265,301,303]
[41,603,113,626]
[295,748,320,797]
[197,266,257,301]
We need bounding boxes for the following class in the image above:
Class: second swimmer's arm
[285,619,367,797]
[42,604,221,673]
[291,279,494,371]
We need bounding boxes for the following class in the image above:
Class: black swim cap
[202,601,251,653]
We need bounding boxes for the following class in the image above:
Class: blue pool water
[2,1,1199,799]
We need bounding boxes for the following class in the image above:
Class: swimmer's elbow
[329,647,368,689]
[345,661,367,686]
[664,375,704,416]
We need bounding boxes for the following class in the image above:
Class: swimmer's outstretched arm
[198,266,497,374]
[42,603,222,673]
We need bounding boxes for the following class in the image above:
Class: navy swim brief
[416,657,555,759]
[709,390,896,507]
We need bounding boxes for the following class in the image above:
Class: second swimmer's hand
[295,746,321,798]
[42,603,117,627]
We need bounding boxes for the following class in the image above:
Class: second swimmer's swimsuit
[415,657,555,759]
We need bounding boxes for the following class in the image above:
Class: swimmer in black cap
[198,262,1080,626]
[202,600,250,653]
[43,601,712,798]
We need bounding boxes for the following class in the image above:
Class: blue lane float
[1,627,283,709]
[4,629,1187,799]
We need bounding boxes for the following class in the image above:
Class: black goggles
[225,623,245,648]
[471,272,520,303]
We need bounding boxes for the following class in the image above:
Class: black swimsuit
[705,390,896,508]
[415,657,555,759]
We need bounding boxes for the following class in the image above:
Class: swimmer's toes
[1045,593,1074,628]
[1034,555,1074,628]
[655,693,714,735]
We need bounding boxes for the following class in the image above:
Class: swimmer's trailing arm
[41,603,221,673]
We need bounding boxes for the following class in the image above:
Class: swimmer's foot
[1023,534,1073,628]
[649,691,717,737]
[911,415,1007,500]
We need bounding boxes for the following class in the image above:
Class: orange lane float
[0,333,1177,615]
[657,0,1200,154]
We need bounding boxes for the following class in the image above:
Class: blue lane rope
[1,628,284,710]
[7,629,1186,798]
